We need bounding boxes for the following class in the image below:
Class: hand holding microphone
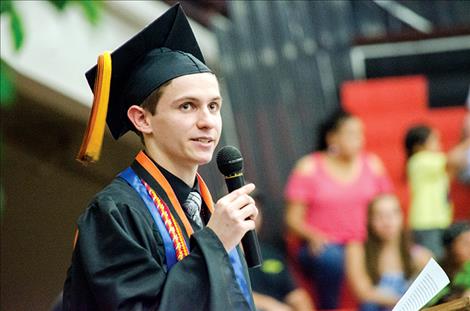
[207,183,258,253]
[209,146,262,268]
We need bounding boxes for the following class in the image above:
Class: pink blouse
[285,153,392,243]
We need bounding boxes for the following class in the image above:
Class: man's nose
[197,108,216,128]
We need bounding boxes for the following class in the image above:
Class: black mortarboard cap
[85,3,211,140]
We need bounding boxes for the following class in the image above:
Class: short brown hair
[140,79,172,115]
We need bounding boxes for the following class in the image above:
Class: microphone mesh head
[216,146,243,176]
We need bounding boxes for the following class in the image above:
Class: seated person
[437,221,470,303]
[284,110,392,310]
[345,194,431,311]
[250,192,314,311]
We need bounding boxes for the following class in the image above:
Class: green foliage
[0,60,15,107]
[454,261,470,288]
[0,0,102,107]
[427,261,470,306]
[47,0,69,11]
[1,0,25,51]
[9,5,24,51]
[77,0,102,26]
[0,0,12,14]
[46,0,102,25]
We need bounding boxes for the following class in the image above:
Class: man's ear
[128,105,152,134]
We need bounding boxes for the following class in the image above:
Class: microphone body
[217,146,263,268]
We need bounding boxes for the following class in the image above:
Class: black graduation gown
[63,157,254,311]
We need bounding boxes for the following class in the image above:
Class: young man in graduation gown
[63,4,258,311]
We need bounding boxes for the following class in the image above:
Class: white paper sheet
[392,258,450,311]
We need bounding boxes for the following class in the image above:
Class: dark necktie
[183,191,203,230]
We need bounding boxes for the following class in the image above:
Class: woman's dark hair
[404,124,432,158]
[316,109,353,151]
[364,195,414,284]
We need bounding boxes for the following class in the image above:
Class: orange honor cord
[135,151,194,237]
[77,52,112,164]
[197,174,214,213]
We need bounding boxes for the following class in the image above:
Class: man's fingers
[237,203,258,220]
[221,183,255,202]
[229,194,255,210]
[242,219,256,232]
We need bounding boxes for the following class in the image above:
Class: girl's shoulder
[293,152,320,176]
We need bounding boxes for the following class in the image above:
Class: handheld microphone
[216,146,263,268]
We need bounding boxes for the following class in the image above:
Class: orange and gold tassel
[76,52,112,164]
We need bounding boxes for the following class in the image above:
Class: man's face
[145,73,222,172]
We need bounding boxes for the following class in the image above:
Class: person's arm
[252,292,293,311]
[447,138,470,179]
[284,288,315,311]
[285,201,328,254]
[285,156,328,254]
[345,242,399,307]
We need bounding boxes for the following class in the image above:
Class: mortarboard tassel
[77,52,112,164]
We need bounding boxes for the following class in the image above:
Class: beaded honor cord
[141,180,189,261]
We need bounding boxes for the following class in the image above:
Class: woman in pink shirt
[285,110,392,309]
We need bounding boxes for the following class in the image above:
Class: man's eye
[209,102,219,111]
[180,102,192,111]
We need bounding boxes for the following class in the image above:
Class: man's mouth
[192,138,213,143]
